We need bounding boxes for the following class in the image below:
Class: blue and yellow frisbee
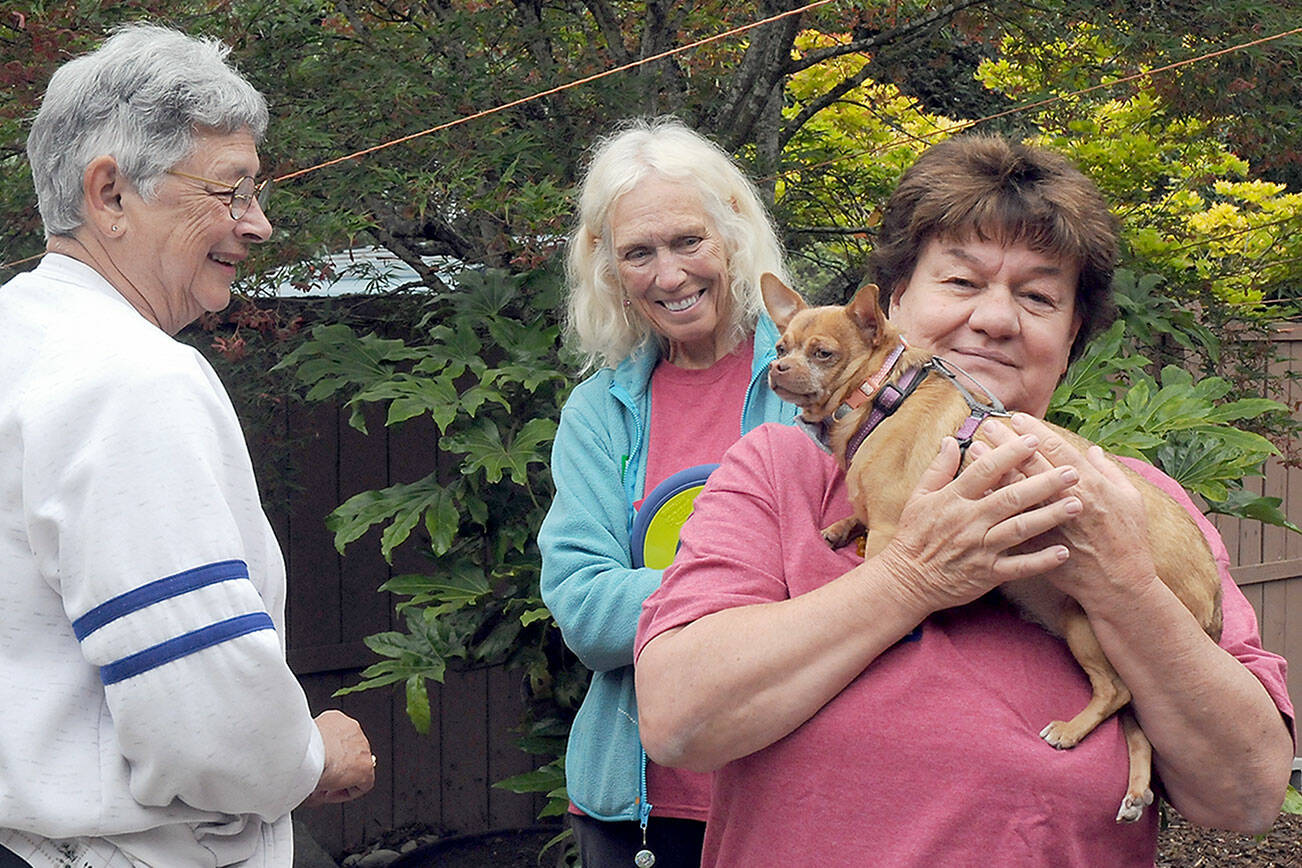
[630,463,719,569]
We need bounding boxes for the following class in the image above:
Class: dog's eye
[775,344,787,357]
[814,348,834,361]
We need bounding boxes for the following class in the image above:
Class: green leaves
[442,417,557,486]
[493,755,570,819]
[336,613,454,735]
[326,473,458,559]
[276,325,424,395]
[291,264,582,800]
[1049,307,1294,530]
[1282,784,1302,815]
[493,720,572,820]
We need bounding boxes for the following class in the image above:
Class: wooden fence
[275,402,547,858]
[276,327,1302,859]
[1214,323,1302,714]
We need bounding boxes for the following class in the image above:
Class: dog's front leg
[821,516,866,549]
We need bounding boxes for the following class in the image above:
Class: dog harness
[926,356,1012,455]
[839,343,1011,465]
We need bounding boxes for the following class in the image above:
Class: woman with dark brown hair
[634,134,1293,867]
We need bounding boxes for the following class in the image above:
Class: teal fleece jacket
[538,315,796,822]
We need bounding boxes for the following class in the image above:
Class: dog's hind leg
[1116,709,1155,822]
[1039,600,1132,750]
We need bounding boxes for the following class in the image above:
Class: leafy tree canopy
[3,0,1300,296]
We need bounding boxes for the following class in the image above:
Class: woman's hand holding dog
[878,429,1083,615]
[979,414,1293,832]
[995,414,1159,609]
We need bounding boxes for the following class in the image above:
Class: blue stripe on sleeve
[99,612,275,685]
[72,560,250,640]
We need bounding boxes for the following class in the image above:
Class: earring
[111,225,119,232]
[623,297,631,308]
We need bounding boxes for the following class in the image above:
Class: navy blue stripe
[72,560,249,641]
[99,612,275,685]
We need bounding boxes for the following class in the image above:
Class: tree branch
[708,1,803,150]
[787,0,993,74]
[580,0,632,66]
[779,56,877,149]
[634,0,691,115]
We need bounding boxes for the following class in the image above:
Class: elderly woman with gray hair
[0,24,372,868]
[537,117,797,867]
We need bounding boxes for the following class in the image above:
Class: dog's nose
[772,359,788,373]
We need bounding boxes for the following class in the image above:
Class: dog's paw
[1039,720,1083,750]
[1115,788,1154,823]
[820,517,863,550]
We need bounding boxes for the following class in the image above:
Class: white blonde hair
[564,116,788,371]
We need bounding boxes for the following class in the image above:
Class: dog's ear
[761,273,806,330]
[846,283,887,341]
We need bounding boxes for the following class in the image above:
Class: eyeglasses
[165,170,272,220]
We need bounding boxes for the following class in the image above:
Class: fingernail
[1021,434,1039,448]
[1060,467,1079,484]
[1055,546,1070,562]
[1064,497,1082,515]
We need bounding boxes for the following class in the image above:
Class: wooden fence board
[385,414,446,834]
[297,672,346,856]
[487,665,541,828]
[440,667,491,834]
[284,402,343,651]
[1285,335,1302,562]
[389,687,443,833]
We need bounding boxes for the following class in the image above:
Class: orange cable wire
[3,18,1299,273]
[270,0,837,184]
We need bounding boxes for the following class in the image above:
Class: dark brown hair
[870,134,1118,362]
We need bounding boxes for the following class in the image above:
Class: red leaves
[202,301,304,362]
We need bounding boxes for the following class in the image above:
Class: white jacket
[0,255,323,867]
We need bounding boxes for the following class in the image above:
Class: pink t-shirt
[636,423,1293,866]
[641,344,753,822]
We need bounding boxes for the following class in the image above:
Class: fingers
[1009,413,1139,510]
[971,416,1057,478]
[916,436,962,494]
[887,425,1088,611]
[1008,413,1083,470]
[950,430,1055,502]
[985,479,1080,553]
[308,710,376,806]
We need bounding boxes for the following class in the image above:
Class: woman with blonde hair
[538,116,796,866]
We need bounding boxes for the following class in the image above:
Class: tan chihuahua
[761,273,1223,823]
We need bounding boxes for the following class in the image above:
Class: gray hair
[565,116,788,372]
[27,22,268,237]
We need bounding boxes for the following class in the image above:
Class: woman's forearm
[1004,416,1293,831]
[1088,575,1293,832]
[635,555,928,771]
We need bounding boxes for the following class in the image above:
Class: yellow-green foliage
[976,22,1302,307]
[776,31,962,233]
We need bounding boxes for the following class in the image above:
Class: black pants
[0,845,30,868]
[569,813,706,868]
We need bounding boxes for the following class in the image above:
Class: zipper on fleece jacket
[609,380,645,533]
[740,340,779,436]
